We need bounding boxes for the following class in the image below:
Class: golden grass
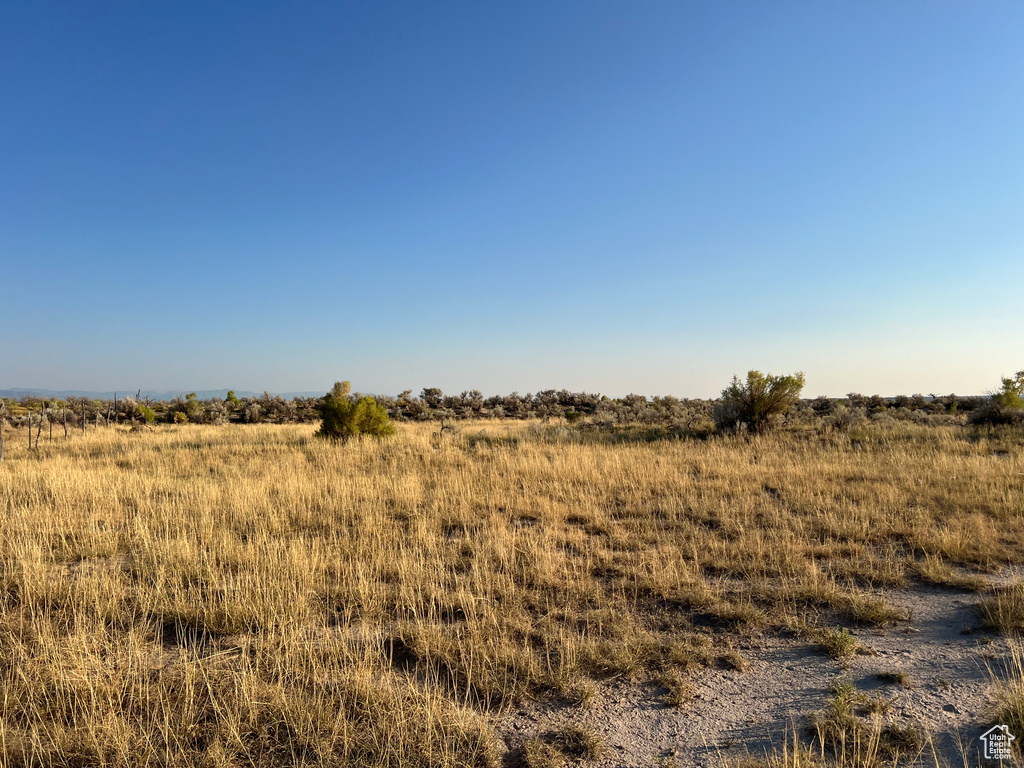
[980,583,1024,635]
[522,725,603,768]
[1,420,1022,766]
[994,641,1024,756]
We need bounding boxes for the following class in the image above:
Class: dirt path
[498,584,1017,767]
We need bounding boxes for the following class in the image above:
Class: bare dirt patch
[498,582,1018,767]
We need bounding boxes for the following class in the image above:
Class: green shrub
[167,392,205,424]
[713,370,806,433]
[316,381,396,442]
[132,402,156,424]
[995,371,1024,410]
[969,370,1024,426]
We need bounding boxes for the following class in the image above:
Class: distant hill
[0,388,325,402]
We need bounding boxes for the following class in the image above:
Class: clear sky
[2,2,1022,398]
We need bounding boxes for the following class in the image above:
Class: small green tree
[714,370,806,433]
[993,371,1024,410]
[123,397,156,425]
[969,369,1024,426]
[185,393,203,421]
[316,381,396,442]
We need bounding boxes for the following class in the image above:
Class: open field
[1,420,1023,767]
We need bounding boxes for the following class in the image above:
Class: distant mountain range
[0,388,326,401]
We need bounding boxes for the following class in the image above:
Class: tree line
[2,370,1021,458]
[0,386,1000,430]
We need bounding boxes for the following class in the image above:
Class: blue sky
[2,2,1022,397]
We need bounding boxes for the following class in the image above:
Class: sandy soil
[497,582,1020,767]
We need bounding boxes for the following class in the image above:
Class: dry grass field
[1,420,1022,767]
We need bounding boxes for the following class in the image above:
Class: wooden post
[28,408,33,450]
[36,405,42,449]
[63,402,68,438]
[49,402,53,442]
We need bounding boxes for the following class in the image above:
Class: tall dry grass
[0,420,1021,766]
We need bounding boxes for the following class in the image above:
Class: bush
[824,404,867,432]
[713,370,806,433]
[969,370,1024,427]
[811,395,837,415]
[168,392,204,424]
[316,381,396,442]
[129,399,156,424]
[969,403,1024,427]
[995,371,1024,410]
